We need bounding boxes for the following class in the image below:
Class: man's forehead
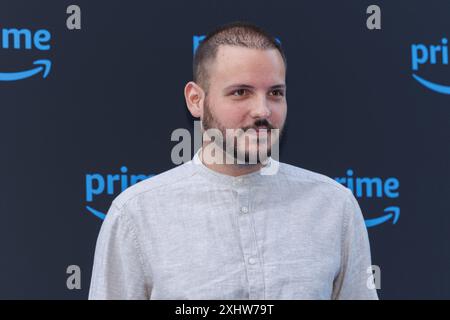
[211,45,286,87]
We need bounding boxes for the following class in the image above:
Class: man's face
[201,45,287,164]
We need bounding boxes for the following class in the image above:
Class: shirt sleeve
[88,202,152,300]
[332,189,379,300]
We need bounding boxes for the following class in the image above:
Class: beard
[201,98,283,165]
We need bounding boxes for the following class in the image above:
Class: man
[89,21,378,300]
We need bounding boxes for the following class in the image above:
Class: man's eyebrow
[270,84,286,90]
[224,84,286,91]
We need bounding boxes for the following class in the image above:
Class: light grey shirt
[89,148,378,300]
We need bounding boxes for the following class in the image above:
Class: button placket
[235,183,265,299]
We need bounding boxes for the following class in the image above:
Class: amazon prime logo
[411,37,449,95]
[0,27,51,81]
[335,169,400,228]
[84,166,154,220]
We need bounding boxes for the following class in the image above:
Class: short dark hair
[193,21,287,92]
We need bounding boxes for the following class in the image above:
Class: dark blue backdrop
[0,0,449,299]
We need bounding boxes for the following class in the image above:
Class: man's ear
[184,81,205,118]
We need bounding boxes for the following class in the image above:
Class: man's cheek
[273,110,287,128]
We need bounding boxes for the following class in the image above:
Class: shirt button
[240,206,249,214]
[248,257,257,265]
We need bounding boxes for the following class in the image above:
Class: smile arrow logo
[412,74,450,95]
[365,206,400,228]
[0,59,51,81]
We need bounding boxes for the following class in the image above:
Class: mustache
[241,119,275,131]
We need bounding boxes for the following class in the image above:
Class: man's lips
[246,127,271,139]
[233,127,273,137]
[253,126,271,134]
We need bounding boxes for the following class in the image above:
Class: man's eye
[232,89,248,96]
[270,90,284,97]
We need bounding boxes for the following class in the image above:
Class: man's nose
[250,95,271,119]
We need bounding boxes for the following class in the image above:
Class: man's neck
[199,146,263,177]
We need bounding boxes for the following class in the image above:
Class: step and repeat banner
[0,0,449,299]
